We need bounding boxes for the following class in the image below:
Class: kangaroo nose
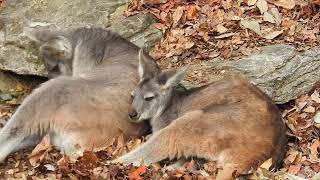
[129,110,138,119]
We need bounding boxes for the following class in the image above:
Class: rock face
[0,0,162,76]
[205,45,320,104]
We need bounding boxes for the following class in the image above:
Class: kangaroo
[115,50,287,179]
[0,27,158,162]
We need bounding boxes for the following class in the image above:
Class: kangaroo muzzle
[129,110,138,121]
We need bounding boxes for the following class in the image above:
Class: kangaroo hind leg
[115,110,208,166]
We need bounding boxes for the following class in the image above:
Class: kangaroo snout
[129,109,138,121]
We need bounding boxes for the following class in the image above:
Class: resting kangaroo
[0,27,157,162]
[115,50,287,179]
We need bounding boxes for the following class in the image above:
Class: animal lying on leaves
[115,50,287,179]
[0,27,158,162]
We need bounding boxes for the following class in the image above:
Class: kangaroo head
[129,49,187,123]
[24,26,73,77]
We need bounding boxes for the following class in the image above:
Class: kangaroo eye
[144,96,154,101]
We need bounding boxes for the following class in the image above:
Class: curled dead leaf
[128,166,147,180]
[185,5,198,20]
[216,24,228,34]
[257,0,268,14]
[263,30,283,39]
[274,0,296,9]
[240,20,262,35]
[173,6,184,25]
[28,134,51,167]
[248,0,258,6]
[263,12,276,24]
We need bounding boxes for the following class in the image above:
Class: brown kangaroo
[115,50,287,179]
[0,27,158,162]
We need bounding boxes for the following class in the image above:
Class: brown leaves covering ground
[125,0,320,69]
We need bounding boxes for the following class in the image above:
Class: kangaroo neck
[150,88,187,132]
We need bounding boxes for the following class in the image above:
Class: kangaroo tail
[269,118,287,171]
[0,77,71,162]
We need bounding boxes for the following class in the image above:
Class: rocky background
[0,0,320,179]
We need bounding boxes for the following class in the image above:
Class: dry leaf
[216,24,228,34]
[259,158,273,169]
[288,164,302,175]
[270,7,281,25]
[263,12,276,23]
[128,166,147,180]
[173,6,184,25]
[214,32,235,39]
[303,106,315,113]
[310,140,320,155]
[81,151,98,166]
[314,112,320,124]
[248,0,258,6]
[57,155,71,173]
[311,90,320,103]
[257,0,268,14]
[263,30,283,39]
[28,134,51,167]
[141,0,168,5]
[240,20,262,35]
[185,5,198,20]
[274,0,296,9]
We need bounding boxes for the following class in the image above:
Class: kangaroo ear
[39,36,72,60]
[160,66,188,89]
[138,49,160,81]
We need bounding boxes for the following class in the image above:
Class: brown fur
[116,65,287,179]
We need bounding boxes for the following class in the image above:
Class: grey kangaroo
[0,27,158,162]
[115,50,287,179]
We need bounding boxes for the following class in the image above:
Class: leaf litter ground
[1,0,320,179]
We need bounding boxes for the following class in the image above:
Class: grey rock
[0,93,12,101]
[0,0,162,76]
[205,44,320,104]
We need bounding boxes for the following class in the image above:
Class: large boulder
[0,0,162,76]
[203,44,320,104]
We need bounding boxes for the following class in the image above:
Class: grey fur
[0,27,157,162]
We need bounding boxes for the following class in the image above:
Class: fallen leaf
[314,112,320,124]
[80,151,98,166]
[274,0,296,9]
[263,12,276,23]
[270,7,281,25]
[263,30,283,39]
[128,166,147,180]
[288,164,302,175]
[214,32,235,39]
[311,90,320,103]
[57,155,71,173]
[259,158,273,169]
[28,134,51,167]
[257,0,268,14]
[248,0,258,6]
[216,24,228,34]
[310,140,320,155]
[240,20,262,35]
[303,106,315,113]
[172,6,184,25]
[141,0,168,5]
[185,5,198,20]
